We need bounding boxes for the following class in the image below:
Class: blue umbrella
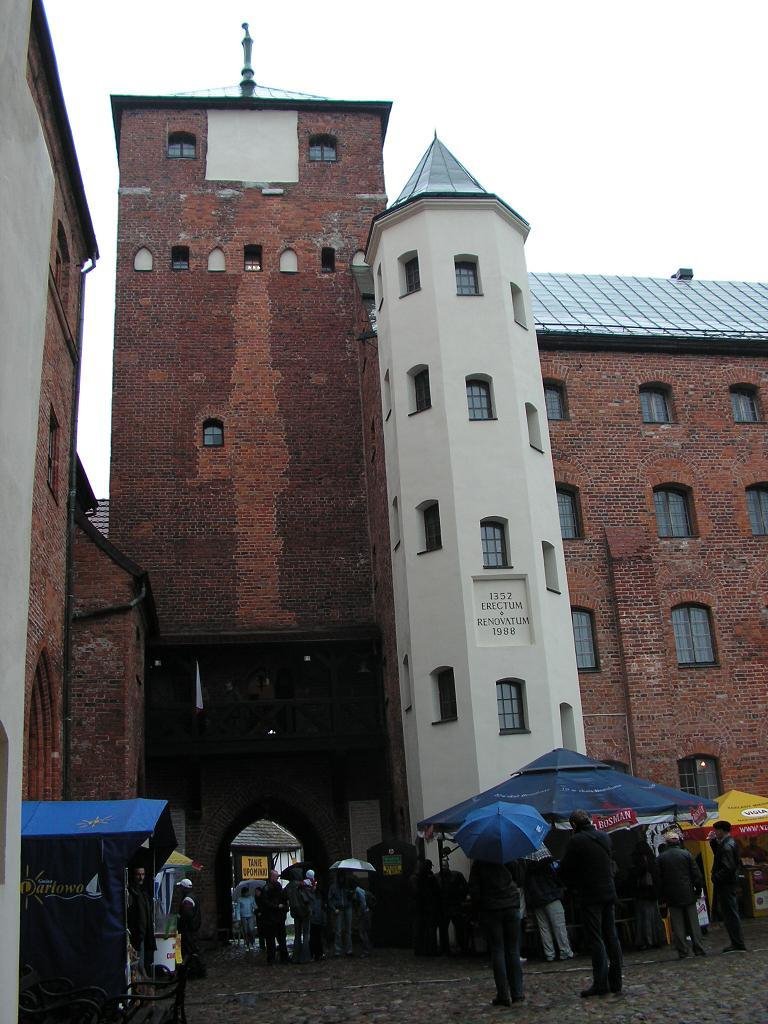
[455,801,550,863]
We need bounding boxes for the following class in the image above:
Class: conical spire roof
[393,135,488,206]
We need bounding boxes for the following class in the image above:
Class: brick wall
[23,24,91,799]
[541,345,768,793]
[69,521,149,799]
[109,106,387,637]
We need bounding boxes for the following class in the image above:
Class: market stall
[682,790,768,917]
[20,799,176,996]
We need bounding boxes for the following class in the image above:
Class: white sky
[45,0,768,496]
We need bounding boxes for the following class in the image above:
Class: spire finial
[240,22,255,96]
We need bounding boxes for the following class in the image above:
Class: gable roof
[531,273,768,341]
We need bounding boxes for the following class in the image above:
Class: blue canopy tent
[418,748,717,833]
[21,799,176,996]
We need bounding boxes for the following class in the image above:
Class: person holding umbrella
[458,801,549,1006]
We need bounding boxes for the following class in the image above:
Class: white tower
[367,139,585,826]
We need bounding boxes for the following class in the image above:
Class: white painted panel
[206,110,298,183]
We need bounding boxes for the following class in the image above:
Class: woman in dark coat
[629,841,664,949]
[469,860,524,1006]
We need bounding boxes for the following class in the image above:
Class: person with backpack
[559,809,622,997]
[285,868,312,963]
[468,859,524,1006]
[711,820,747,953]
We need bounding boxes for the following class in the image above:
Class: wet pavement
[187,918,768,1024]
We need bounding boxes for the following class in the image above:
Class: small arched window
[308,134,337,161]
[167,132,196,159]
[134,247,153,271]
[208,248,225,272]
[497,679,526,732]
[202,419,224,447]
[544,381,567,420]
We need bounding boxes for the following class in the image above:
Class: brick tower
[108,31,406,933]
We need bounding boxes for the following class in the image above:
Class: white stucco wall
[370,197,585,829]
[206,109,298,183]
[0,0,54,1012]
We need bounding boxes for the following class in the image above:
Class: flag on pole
[195,661,204,714]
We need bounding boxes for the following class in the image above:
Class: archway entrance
[214,797,330,939]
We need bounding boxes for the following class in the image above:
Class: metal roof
[394,136,487,206]
[169,82,332,101]
[530,273,768,340]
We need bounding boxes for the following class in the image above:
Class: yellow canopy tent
[682,790,768,917]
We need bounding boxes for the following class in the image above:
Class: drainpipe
[62,257,95,799]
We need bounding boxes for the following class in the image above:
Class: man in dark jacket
[559,809,622,997]
[437,861,469,955]
[261,869,290,964]
[127,865,156,975]
[657,830,705,958]
[711,820,746,952]
[469,860,524,1006]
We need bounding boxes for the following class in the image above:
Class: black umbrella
[279,861,313,880]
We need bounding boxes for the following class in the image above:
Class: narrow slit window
[437,669,457,721]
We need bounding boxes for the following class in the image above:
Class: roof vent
[671,267,693,281]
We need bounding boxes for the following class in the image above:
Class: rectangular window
[672,606,715,665]
[437,669,457,721]
[544,384,565,421]
[414,369,431,412]
[497,680,525,731]
[47,408,59,491]
[557,489,579,539]
[678,756,719,799]
[171,246,189,270]
[640,388,671,423]
[731,388,759,423]
[572,609,597,669]
[455,260,479,295]
[244,245,262,272]
[321,247,336,273]
[404,257,420,294]
[423,503,442,552]
[481,522,508,568]
[747,487,768,535]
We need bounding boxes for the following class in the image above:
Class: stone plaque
[472,576,532,646]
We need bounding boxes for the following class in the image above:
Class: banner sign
[240,855,269,880]
[592,808,638,832]
[382,853,403,876]
[20,835,130,996]
[690,803,707,825]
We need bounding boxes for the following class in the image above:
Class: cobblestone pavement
[187,919,768,1024]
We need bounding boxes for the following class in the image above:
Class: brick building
[101,33,767,935]
[107,43,410,934]
[533,272,768,796]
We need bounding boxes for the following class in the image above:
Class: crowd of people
[232,867,375,963]
[136,813,747,1009]
[467,813,749,1007]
